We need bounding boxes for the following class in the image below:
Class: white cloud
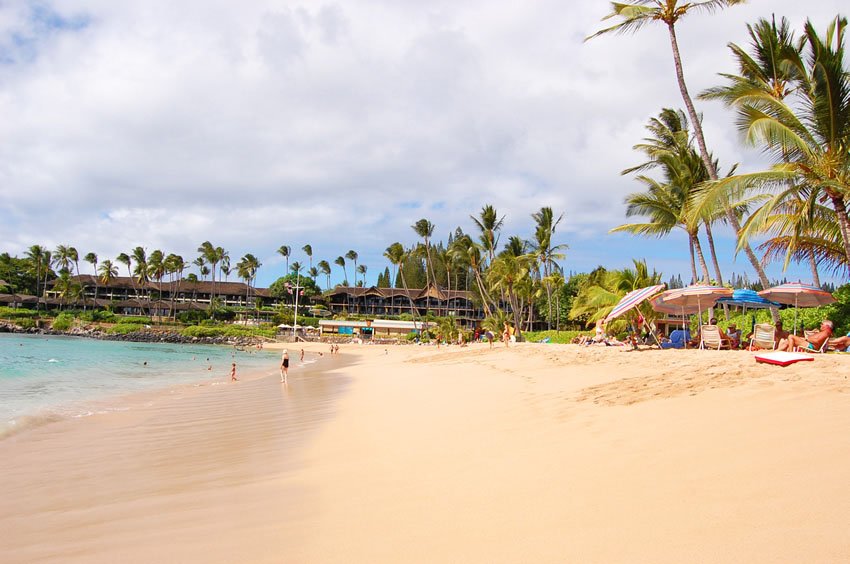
[0,0,846,286]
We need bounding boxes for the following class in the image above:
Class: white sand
[2,342,850,562]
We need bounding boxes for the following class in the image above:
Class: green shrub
[16,318,36,330]
[522,330,587,344]
[118,316,152,324]
[0,307,38,319]
[107,323,146,335]
[52,313,74,331]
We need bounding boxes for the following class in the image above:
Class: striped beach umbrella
[605,284,666,323]
[759,283,835,334]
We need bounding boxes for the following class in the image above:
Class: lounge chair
[700,325,731,350]
[660,329,690,349]
[796,330,827,353]
[749,323,776,351]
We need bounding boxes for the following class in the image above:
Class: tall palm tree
[308,266,319,283]
[345,250,359,284]
[131,246,149,315]
[531,206,567,330]
[237,253,262,311]
[384,242,404,288]
[587,0,774,290]
[25,245,48,309]
[98,259,118,287]
[197,242,223,317]
[357,264,368,287]
[487,252,534,338]
[470,204,504,265]
[453,236,494,317]
[84,252,98,304]
[615,108,715,282]
[165,253,185,320]
[116,252,134,303]
[334,256,347,285]
[697,16,850,267]
[317,259,332,290]
[386,245,419,328]
[277,245,291,274]
[302,244,313,271]
[412,218,436,288]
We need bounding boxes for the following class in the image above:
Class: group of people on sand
[575,320,632,348]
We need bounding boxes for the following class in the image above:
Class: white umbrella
[759,283,835,334]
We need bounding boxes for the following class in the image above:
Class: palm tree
[452,236,495,317]
[197,242,224,317]
[54,245,74,274]
[614,108,715,283]
[116,252,134,303]
[98,259,118,287]
[587,0,774,290]
[698,16,850,267]
[487,251,534,338]
[357,264,368,287]
[384,242,404,288]
[412,218,437,288]
[470,204,504,265]
[84,252,98,304]
[308,266,319,283]
[237,253,262,312]
[25,245,48,309]
[131,246,149,315]
[531,206,567,330]
[317,260,332,290]
[334,256,347,285]
[165,253,185,320]
[345,250,359,284]
[302,244,313,271]
[277,245,291,274]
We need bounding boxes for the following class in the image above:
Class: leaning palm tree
[277,245,291,274]
[587,0,774,291]
[345,250,359,283]
[317,259,332,290]
[384,242,404,288]
[334,256,347,285]
[302,244,313,271]
[84,252,98,304]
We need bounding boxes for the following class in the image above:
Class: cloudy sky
[0,1,845,287]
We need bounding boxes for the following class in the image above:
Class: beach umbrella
[604,284,666,323]
[655,285,733,341]
[758,283,835,334]
[716,289,780,310]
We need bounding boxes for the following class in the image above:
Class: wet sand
[2,343,850,562]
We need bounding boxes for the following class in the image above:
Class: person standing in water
[280,350,290,383]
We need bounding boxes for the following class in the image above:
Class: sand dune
[2,342,849,562]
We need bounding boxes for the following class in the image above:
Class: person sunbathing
[828,333,850,352]
[777,320,833,352]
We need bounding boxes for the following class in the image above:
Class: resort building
[39,275,275,315]
[324,284,487,327]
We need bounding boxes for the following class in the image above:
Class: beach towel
[754,351,815,367]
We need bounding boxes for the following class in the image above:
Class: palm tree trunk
[667,23,774,298]
[688,236,698,285]
[703,222,723,284]
[691,231,711,283]
[809,250,821,287]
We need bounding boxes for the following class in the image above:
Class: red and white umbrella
[759,283,835,334]
[604,284,666,323]
[654,284,732,332]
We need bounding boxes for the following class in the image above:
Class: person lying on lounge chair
[828,333,850,352]
[777,320,833,352]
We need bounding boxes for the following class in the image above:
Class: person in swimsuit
[280,350,290,383]
[230,362,238,382]
[778,320,833,351]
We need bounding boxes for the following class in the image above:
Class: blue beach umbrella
[716,289,780,309]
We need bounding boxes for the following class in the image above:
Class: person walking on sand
[280,350,290,383]
[300,348,305,363]
[230,362,238,382]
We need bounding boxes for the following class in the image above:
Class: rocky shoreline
[0,322,266,346]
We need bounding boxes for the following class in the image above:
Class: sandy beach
[2,342,850,563]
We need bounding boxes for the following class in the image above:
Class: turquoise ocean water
[0,333,281,436]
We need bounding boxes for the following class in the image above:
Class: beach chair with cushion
[700,325,731,350]
[749,323,776,351]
